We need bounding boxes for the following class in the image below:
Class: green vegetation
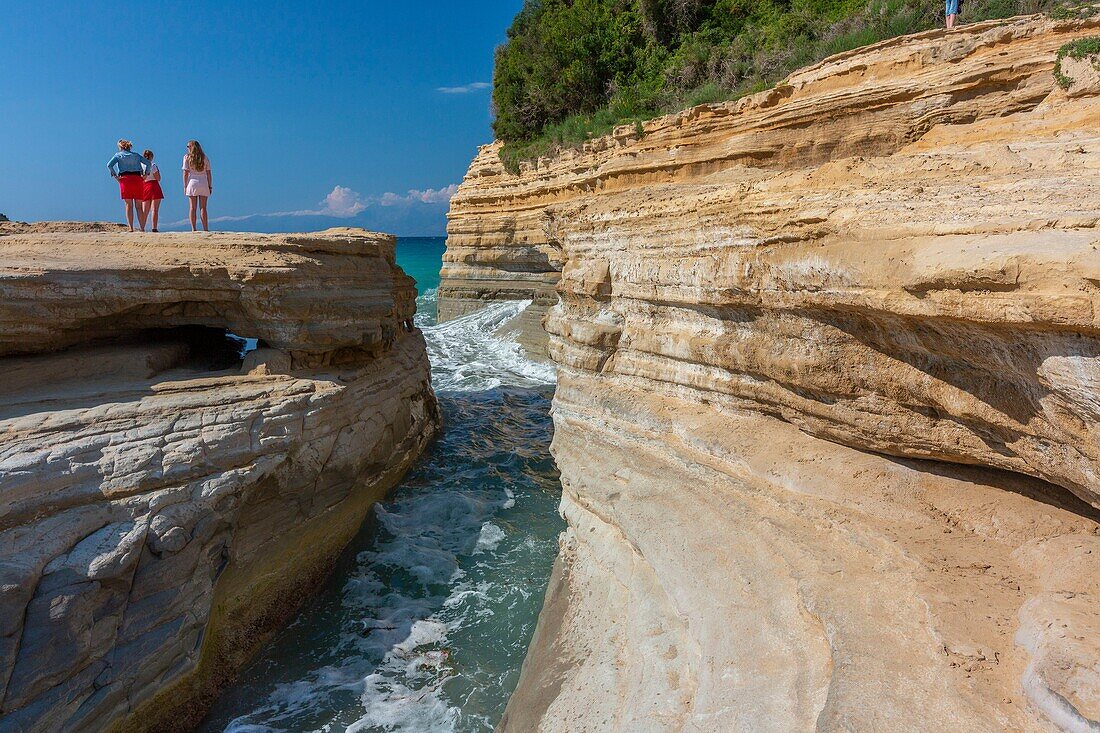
[1050,2,1099,18]
[493,0,1063,171]
[1053,36,1100,88]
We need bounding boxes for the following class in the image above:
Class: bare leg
[151,200,161,231]
[199,196,209,231]
[137,200,149,231]
[947,13,956,28]
[188,196,198,231]
[124,199,136,231]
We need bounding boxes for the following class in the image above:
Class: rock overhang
[0,227,416,358]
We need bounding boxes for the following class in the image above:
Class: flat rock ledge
[438,15,1100,733]
[0,228,439,732]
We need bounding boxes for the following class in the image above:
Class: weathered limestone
[0,221,126,236]
[506,384,1100,732]
[441,14,1100,733]
[0,228,439,732]
[0,228,412,358]
[440,15,1100,351]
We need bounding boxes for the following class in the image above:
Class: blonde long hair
[187,140,207,172]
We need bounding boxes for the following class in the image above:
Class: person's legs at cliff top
[188,195,198,231]
[124,198,136,231]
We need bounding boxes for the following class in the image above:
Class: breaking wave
[423,300,556,393]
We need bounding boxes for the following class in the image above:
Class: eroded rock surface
[0,221,127,236]
[508,387,1100,732]
[0,229,439,732]
[0,228,410,357]
[442,15,1100,733]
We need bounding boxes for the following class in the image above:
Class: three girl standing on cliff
[107,138,212,232]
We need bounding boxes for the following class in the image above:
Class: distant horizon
[0,210,452,238]
[1,1,524,236]
[1,212,453,238]
[0,212,452,238]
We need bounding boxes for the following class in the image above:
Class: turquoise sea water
[198,238,563,733]
[395,237,447,322]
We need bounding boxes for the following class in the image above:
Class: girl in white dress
[182,140,213,231]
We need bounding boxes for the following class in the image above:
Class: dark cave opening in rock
[167,325,262,371]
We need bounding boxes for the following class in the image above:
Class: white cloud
[437,81,491,94]
[379,184,459,206]
[278,185,368,217]
[315,185,367,217]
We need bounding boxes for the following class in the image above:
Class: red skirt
[118,174,144,200]
[142,180,164,201]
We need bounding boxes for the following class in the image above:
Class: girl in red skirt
[107,139,154,231]
[141,150,164,232]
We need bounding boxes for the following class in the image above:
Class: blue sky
[0,0,524,234]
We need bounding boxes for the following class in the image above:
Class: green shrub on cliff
[494,0,1054,170]
[1053,36,1100,88]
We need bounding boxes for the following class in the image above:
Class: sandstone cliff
[0,229,439,732]
[443,15,1100,732]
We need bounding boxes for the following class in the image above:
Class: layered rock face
[441,133,563,359]
[0,229,439,732]
[442,15,1100,732]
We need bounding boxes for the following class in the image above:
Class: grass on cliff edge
[495,0,1082,173]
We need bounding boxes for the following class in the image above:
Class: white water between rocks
[199,253,563,732]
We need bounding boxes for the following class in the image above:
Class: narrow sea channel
[199,237,563,732]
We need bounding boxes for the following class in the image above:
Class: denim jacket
[107,150,151,175]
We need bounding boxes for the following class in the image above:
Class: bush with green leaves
[493,0,1057,170]
[1049,3,1099,19]
[1053,36,1100,88]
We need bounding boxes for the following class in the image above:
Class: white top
[143,162,160,182]
[182,156,211,175]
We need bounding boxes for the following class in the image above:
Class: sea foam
[423,300,556,393]
[209,296,563,733]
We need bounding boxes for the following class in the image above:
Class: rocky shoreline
[442,15,1100,732]
[0,228,439,732]
[2,11,1099,733]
